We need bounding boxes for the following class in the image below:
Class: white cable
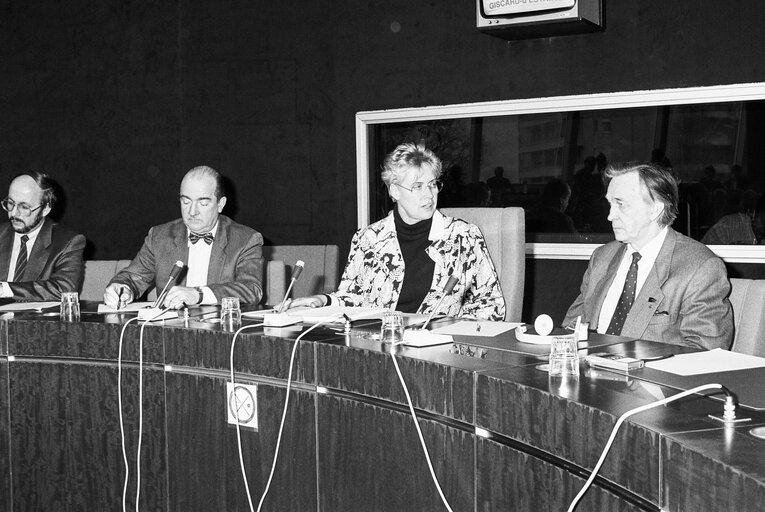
[390,351,454,512]
[229,322,265,512]
[256,318,336,512]
[567,383,726,512]
[118,317,140,512]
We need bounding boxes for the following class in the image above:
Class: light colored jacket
[333,210,505,320]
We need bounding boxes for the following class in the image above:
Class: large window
[355,83,765,263]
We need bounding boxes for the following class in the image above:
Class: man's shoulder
[219,215,260,240]
[668,228,721,261]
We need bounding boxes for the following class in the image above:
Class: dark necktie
[606,252,641,336]
[189,232,214,245]
[14,235,29,281]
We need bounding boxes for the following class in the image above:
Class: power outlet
[226,382,258,430]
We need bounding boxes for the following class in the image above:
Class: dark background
[2,1,763,321]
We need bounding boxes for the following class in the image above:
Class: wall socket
[226,382,258,430]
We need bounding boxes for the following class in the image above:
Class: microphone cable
[566,382,733,512]
[389,348,454,512]
[117,307,175,512]
[228,322,265,512]
[255,315,342,511]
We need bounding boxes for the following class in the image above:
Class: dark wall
[2,1,765,260]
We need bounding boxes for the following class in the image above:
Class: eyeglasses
[1,198,45,217]
[395,180,444,193]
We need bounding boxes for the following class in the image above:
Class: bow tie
[189,232,214,245]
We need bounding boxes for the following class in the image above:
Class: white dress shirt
[185,222,218,304]
[1,222,46,297]
[597,227,669,333]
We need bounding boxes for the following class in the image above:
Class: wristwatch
[194,287,203,305]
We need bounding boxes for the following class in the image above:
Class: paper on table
[0,301,59,311]
[432,321,521,337]
[285,305,388,323]
[646,348,765,376]
[97,302,156,313]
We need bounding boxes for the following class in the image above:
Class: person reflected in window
[526,178,577,234]
[702,189,762,245]
[487,166,514,206]
[286,143,505,320]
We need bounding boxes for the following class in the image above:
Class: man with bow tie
[103,166,263,309]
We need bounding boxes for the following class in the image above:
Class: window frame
[355,82,765,264]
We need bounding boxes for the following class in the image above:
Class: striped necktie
[606,252,641,336]
[14,235,29,281]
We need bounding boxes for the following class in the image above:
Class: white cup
[60,291,81,322]
[220,297,242,331]
[548,333,579,376]
[380,311,404,344]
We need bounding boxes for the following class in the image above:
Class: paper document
[286,306,388,323]
[97,302,156,313]
[0,301,59,312]
[432,321,521,337]
[646,348,765,376]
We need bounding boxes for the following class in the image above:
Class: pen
[641,354,675,362]
[117,286,126,310]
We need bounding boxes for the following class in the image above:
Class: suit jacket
[0,218,85,301]
[108,215,264,304]
[563,228,733,350]
[334,210,505,320]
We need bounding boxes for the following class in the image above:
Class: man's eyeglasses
[395,180,444,193]
[1,198,45,217]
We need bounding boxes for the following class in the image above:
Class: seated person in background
[701,189,761,245]
[103,166,263,309]
[525,178,577,234]
[0,171,85,301]
[563,162,733,350]
[288,142,505,320]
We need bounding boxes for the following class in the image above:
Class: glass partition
[355,83,765,263]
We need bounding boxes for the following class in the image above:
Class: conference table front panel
[3,313,765,511]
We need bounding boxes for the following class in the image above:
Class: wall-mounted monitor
[477,0,603,40]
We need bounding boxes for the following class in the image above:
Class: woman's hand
[283,295,327,309]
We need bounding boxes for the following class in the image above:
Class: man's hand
[162,286,202,309]
[104,283,134,309]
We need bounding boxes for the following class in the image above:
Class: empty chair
[441,207,525,321]
[729,278,765,356]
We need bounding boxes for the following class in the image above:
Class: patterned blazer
[333,210,505,320]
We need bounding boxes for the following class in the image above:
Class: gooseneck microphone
[153,261,185,308]
[277,260,305,313]
[421,275,459,331]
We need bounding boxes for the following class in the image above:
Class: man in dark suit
[103,166,263,308]
[0,171,85,301]
[563,162,733,350]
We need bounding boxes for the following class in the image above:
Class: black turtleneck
[394,208,435,313]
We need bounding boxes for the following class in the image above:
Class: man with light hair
[564,162,733,350]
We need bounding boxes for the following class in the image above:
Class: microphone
[276,260,305,313]
[421,275,458,331]
[153,261,185,308]
[266,260,305,326]
[399,275,459,348]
